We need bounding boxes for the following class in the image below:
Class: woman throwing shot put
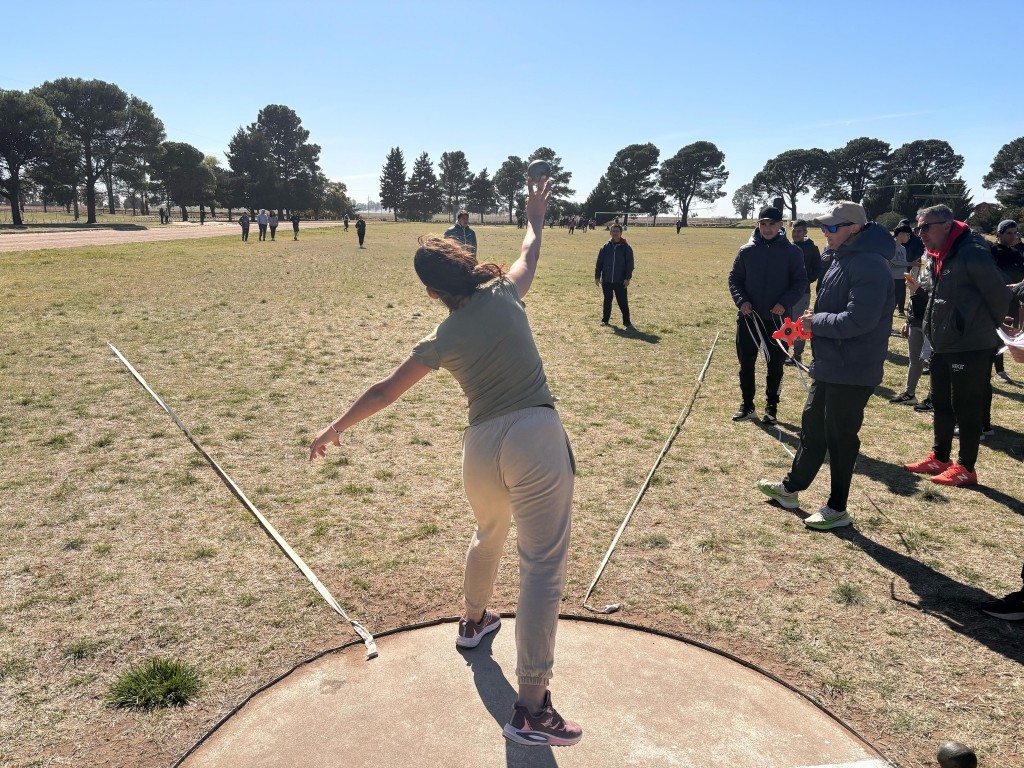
[309,175,581,747]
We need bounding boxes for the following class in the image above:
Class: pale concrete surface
[0,220,344,253]
[179,618,890,768]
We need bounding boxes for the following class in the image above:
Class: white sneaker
[756,478,799,509]
[804,505,851,530]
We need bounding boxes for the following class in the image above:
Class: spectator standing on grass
[257,209,269,241]
[888,225,915,316]
[291,212,300,240]
[343,213,350,232]
[890,254,934,405]
[991,219,1024,382]
[238,212,250,242]
[309,174,583,747]
[727,205,806,425]
[355,214,366,248]
[269,212,279,241]
[756,201,894,530]
[904,204,1012,487]
[789,219,821,365]
[676,217,683,234]
[594,222,634,330]
[444,210,477,254]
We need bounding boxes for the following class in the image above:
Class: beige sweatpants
[462,405,575,686]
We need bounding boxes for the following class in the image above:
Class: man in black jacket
[727,206,807,424]
[904,205,1012,487]
[595,223,634,328]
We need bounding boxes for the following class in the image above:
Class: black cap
[893,225,913,235]
[757,206,783,222]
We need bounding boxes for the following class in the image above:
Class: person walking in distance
[594,223,634,329]
[269,211,279,241]
[257,209,269,241]
[291,211,300,240]
[355,215,366,248]
[238,212,250,242]
[309,174,582,747]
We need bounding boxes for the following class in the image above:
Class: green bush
[876,211,903,231]
[106,657,201,710]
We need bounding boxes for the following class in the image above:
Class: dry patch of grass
[1,223,1022,767]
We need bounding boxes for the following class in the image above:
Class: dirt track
[0,220,343,253]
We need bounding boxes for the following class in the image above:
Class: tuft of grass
[633,533,670,549]
[106,657,201,710]
[398,522,440,543]
[63,638,105,663]
[189,546,217,560]
[832,581,865,606]
[916,486,948,503]
[62,537,86,552]
[42,432,74,449]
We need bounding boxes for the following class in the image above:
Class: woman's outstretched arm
[309,355,431,461]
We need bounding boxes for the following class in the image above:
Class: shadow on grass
[854,453,920,497]
[457,627,559,767]
[612,325,660,344]
[992,382,1024,405]
[834,527,1023,665]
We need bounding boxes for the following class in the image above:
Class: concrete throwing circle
[178,616,889,768]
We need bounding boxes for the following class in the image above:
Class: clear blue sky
[6,0,1020,216]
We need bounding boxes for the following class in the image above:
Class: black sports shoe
[913,397,933,412]
[889,391,916,404]
[732,403,756,421]
[981,589,1024,621]
[763,404,778,425]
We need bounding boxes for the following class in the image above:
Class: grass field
[1,223,1021,767]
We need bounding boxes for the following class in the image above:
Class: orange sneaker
[930,463,977,487]
[904,452,953,475]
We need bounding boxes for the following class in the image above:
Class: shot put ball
[936,741,977,768]
[527,160,551,180]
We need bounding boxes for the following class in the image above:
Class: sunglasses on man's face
[914,221,945,235]
[820,223,854,234]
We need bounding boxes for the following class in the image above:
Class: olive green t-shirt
[411,277,554,425]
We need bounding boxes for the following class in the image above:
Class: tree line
[0,78,350,226]
[4,77,1022,232]
[379,136,1024,232]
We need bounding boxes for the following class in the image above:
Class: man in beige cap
[757,201,894,530]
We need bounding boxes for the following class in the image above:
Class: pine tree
[379,147,407,221]
[405,152,442,221]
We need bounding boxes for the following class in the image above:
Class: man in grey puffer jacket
[757,202,894,530]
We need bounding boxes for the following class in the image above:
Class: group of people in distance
[730,200,1023,621]
[237,209,301,242]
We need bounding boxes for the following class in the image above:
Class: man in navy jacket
[727,206,807,424]
[757,201,894,530]
[595,223,635,327]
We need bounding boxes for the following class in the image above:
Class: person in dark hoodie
[898,217,926,265]
[904,204,1012,487]
[727,206,806,424]
[990,219,1024,382]
[789,219,821,364]
[594,222,634,328]
[756,201,894,530]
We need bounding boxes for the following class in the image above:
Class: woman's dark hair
[414,235,505,309]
